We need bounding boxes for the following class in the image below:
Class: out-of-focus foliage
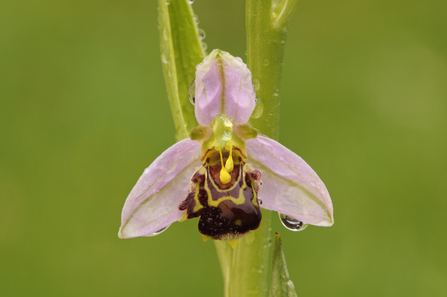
[1,0,446,296]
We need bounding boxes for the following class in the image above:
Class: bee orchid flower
[118,50,333,243]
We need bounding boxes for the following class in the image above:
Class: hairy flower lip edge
[118,135,333,239]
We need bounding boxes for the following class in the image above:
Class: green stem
[158,1,299,296]
[214,209,272,297]
[213,1,300,296]
[247,0,298,140]
[215,0,297,297]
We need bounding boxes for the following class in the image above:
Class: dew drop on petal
[278,213,308,232]
[150,226,169,236]
[188,79,195,105]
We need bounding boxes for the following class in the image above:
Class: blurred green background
[1,0,446,296]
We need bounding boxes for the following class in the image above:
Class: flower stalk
[213,1,301,297]
[147,2,316,297]
[247,0,299,140]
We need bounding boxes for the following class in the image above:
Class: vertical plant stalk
[158,0,204,141]
[214,1,300,297]
[247,0,299,140]
[158,1,299,296]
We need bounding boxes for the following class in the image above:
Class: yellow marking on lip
[205,168,248,207]
[207,164,240,193]
[206,187,247,207]
[192,184,204,213]
[201,148,213,163]
[227,240,238,249]
[179,211,188,222]
[248,174,259,207]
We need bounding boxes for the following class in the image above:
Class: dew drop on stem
[188,79,196,105]
[252,78,260,91]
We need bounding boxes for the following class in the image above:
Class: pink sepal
[119,139,202,238]
[246,135,334,226]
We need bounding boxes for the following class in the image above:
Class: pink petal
[246,136,334,226]
[119,139,202,238]
[194,50,256,126]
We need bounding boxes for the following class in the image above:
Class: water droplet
[201,42,207,51]
[258,198,263,205]
[278,213,308,232]
[251,98,264,119]
[149,226,169,236]
[188,79,195,105]
[188,0,194,3]
[273,89,280,97]
[252,78,260,91]
[263,59,270,66]
[245,51,247,56]
[161,51,168,64]
[162,27,168,41]
[198,29,206,39]
[193,14,199,25]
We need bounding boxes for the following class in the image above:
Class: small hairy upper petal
[246,135,334,226]
[119,139,201,238]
